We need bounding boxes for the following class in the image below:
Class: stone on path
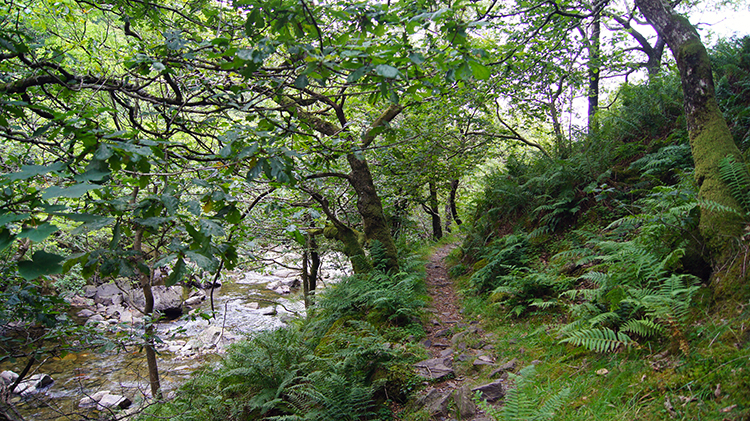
[453,385,477,419]
[414,356,453,381]
[490,358,518,378]
[412,385,476,419]
[472,379,506,402]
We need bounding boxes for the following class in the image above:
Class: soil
[416,243,497,421]
[423,244,465,356]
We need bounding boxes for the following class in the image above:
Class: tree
[634,0,748,297]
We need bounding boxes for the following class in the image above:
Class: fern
[477,366,571,421]
[559,327,633,353]
[621,318,664,337]
[718,155,750,214]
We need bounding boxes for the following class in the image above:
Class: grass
[454,297,750,421]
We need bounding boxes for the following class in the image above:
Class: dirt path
[412,244,497,421]
[423,244,464,356]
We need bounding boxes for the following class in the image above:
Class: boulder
[76,309,96,318]
[473,355,495,366]
[83,285,97,298]
[472,379,505,403]
[414,356,454,381]
[94,283,122,305]
[273,285,291,295]
[105,304,126,318]
[99,393,131,409]
[184,295,204,306]
[68,295,95,307]
[15,373,53,396]
[199,326,224,347]
[79,390,131,409]
[128,285,184,315]
[1,371,18,386]
[414,388,451,416]
[85,314,106,325]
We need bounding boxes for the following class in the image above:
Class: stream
[2,263,347,420]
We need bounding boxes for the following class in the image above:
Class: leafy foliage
[718,156,750,215]
[477,366,570,421]
[142,254,427,420]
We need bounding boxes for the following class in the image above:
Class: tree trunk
[428,181,443,240]
[587,10,601,134]
[347,153,399,272]
[133,229,162,399]
[302,229,320,308]
[635,0,747,297]
[449,179,462,226]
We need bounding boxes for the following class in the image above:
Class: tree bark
[347,153,400,271]
[276,92,401,273]
[449,179,462,226]
[302,226,320,308]
[427,181,443,240]
[587,9,601,134]
[635,0,747,297]
[133,229,162,399]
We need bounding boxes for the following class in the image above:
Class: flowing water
[1,265,342,420]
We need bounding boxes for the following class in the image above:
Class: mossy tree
[635,0,749,298]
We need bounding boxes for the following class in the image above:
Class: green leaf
[456,62,472,80]
[5,162,66,181]
[408,52,425,65]
[0,229,15,252]
[18,222,59,242]
[185,200,202,216]
[347,65,370,83]
[185,250,217,271]
[374,64,400,79]
[469,61,491,80]
[71,216,114,234]
[18,250,66,280]
[294,74,309,89]
[200,219,225,237]
[42,183,102,199]
[110,221,121,249]
[161,194,179,215]
[73,168,110,182]
[166,257,188,287]
[0,212,30,227]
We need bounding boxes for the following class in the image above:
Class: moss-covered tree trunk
[346,153,399,271]
[635,0,747,297]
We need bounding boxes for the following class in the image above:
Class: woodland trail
[411,244,498,421]
[423,244,465,356]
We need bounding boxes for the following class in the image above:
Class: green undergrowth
[461,311,750,421]
[449,53,750,420]
[139,252,430,421]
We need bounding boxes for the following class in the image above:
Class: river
[1,264,345,420]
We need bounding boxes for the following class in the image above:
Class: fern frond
[536,387,571,420]
[559,328,633,353]
[586,311,622,327]
[530,298,559,309]
[620,318,664,337]
[579,271,610,286]
[719,155,750,214]
[699,198,746,216]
